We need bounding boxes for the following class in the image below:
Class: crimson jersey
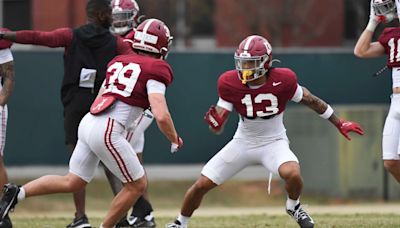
[124,30,135,40]
[218,68,298,119]
[103,54,173,109]
[378,27,400,68]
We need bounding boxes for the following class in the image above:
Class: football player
[0,18,182,228]
[0,1,134,227]
[166,35,364,228]
[354,0,400,187]
[106,1,157,227]
[0,28,15,228]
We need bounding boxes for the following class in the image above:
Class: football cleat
[128,215,156,228]
[116,217,131,228]
[0,184,19,222]
[286,203,314,228]
[66,214,91,228]
[0,215,12,228]
[165,220,186,228]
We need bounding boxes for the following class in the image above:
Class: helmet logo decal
[264,41,272,55]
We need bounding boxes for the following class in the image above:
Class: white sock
[17,187,26,201]
[99,224,115,228]
[177,214,190,226]
[286,197,300,211]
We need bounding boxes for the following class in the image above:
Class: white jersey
[233,113,287,142]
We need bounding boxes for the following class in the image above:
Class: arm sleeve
[15,28,73,47]
[0,49,13,64]
[217,97,233,111]
[146,80,167,95]
[283,68,300,102]
[116,36,134,55]
[291,84,304,103]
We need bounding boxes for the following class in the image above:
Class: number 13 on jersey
[241,93,279,118]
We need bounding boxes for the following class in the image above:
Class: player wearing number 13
[166,35,364,228]
[0,18,182,228]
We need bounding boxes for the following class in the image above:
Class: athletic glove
[171,136,183,153]
[204,105,226,132]
[335,119,364,141]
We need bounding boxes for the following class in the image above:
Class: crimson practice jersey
[218,68,298,119]
[378,27,400,68]
[103,54,173,108]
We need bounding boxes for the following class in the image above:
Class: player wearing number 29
[354,0,400,187]
[166,35,364,228]
[0,18,183,228]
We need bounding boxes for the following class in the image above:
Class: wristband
[366,19,378,32]
[319,105,334,119]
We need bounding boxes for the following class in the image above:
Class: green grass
[9,214,400,228]
[7,179,400,227]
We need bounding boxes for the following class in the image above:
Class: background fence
[5,50,398,199]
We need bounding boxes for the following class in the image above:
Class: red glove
[204,105,229,132]
[171,136,183,153]
[0,28,12,49]
[335,119,364,141]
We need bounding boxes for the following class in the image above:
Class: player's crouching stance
[166,35,364,228]
[0,18,183,228]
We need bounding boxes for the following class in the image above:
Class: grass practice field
[6,179,400,227]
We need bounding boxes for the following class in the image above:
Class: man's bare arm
[149,93,179,144]
[299,86,339,126]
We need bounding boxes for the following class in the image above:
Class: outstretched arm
[299,87,364,140]
[0,28,73,48]
[0,60,15,107]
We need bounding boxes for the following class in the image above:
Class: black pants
[63,89,96,145]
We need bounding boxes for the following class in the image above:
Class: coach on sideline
[0,0,133,227]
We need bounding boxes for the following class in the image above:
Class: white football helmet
[111,0,141,35]
[373,0,396,18]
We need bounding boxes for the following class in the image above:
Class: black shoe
[286,203,314,228]
[116,218,131,228]
[0,184,19,222]
[128,215,156,228]
[0,215,12,228]
[66,214,92,228]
